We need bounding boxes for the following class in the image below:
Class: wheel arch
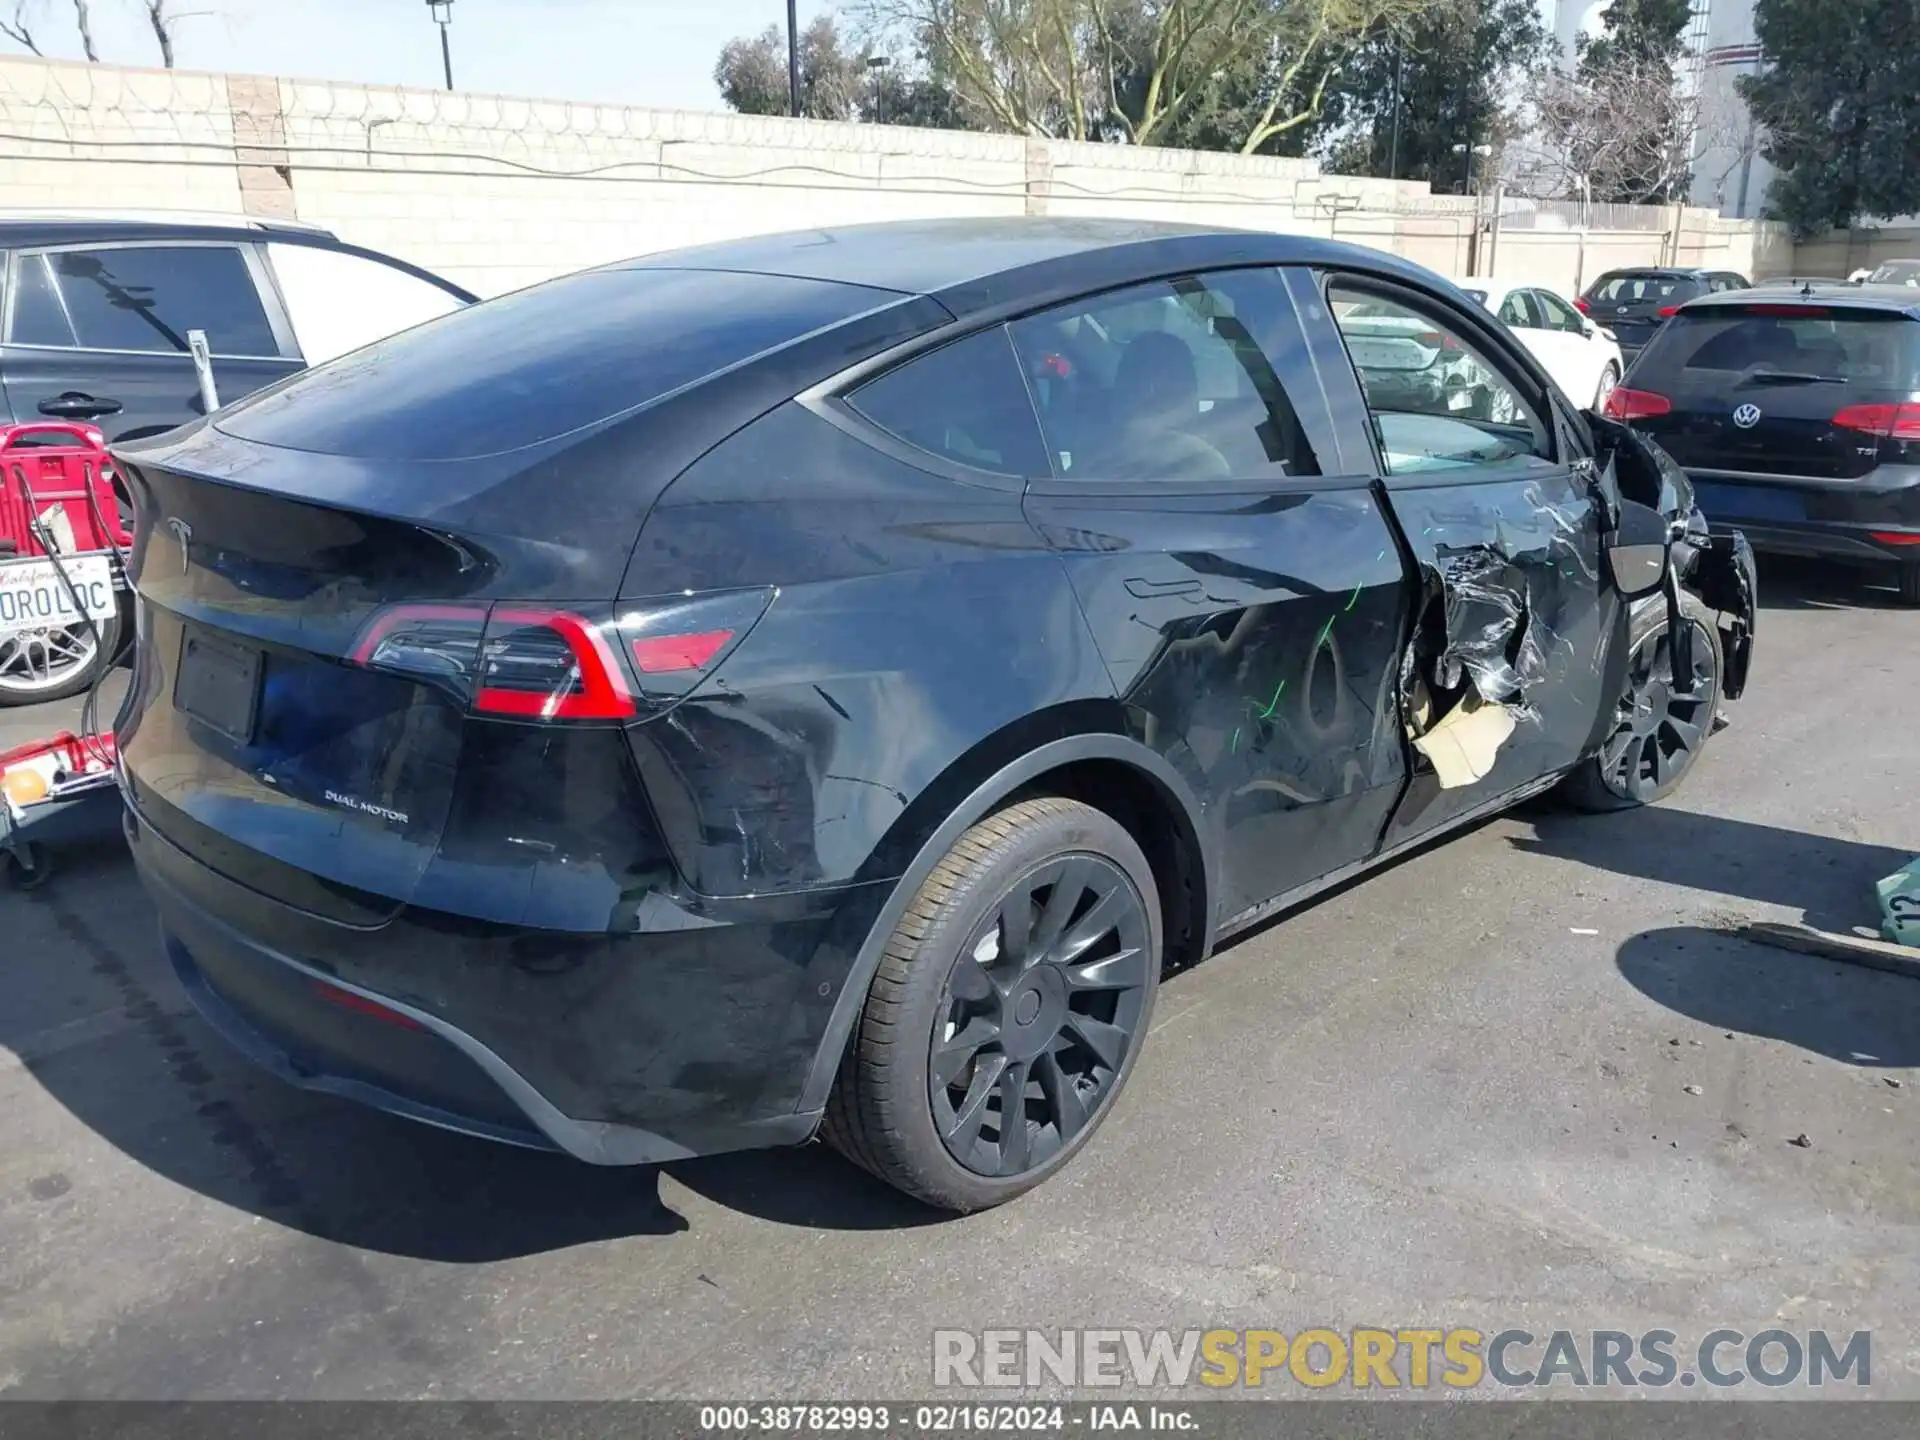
[796,715,1216,1114]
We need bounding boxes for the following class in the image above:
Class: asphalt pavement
[3,557,1918,1400]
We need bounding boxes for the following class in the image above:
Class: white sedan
[1450,277,1625,412]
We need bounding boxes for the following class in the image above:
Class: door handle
[39,392,123,420]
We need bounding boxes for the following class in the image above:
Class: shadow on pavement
[1616,925,1920,1068]
[1754,553,1911,613]
[1509,804,1910,933]
[6,846,938,1261]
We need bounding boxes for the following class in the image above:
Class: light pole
[426,0,454,91]
[1387,35,1403,180]
[787,0,800,117]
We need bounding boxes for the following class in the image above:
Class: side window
[1497,291,1538,329]
[10,245,279,356]
[846,326,1047,476]
[265,242,465,365]
[1007,269,1320,481]
[1535,290,1585,333]
[1328,283,1553,478]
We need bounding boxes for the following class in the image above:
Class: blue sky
[0,0,837,111]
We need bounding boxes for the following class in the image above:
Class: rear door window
[846,327,1047,476]
[1008,269,1321,481]
[1498,291,1541,329]
[11,244,280,356]
[1535,290,1586,334]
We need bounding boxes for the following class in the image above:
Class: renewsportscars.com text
[932,1327,1870,1391]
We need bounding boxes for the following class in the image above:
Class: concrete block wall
[0,54,1793,301]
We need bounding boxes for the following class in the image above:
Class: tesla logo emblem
[165,517,192,575]
[1732,404,1762,429]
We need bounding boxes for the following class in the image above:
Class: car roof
[1591,267,1713,280]
[617,216,1458,319]
[1681,282,1920,317]
[0,209,337,248]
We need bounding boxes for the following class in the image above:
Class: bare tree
[0,0,44,53]
[144,0,209,67]
[1506,55,1699,205]
[853,0,1440,149]
[69,0,94,60]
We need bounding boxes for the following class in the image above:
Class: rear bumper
[127,802,848,1165]
[1684,468,1920,565]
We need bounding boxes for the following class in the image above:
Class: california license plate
[0,554,116,637]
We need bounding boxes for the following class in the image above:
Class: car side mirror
[1607,499,1670,598]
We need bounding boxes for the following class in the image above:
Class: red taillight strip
[311,979,424,1031]
[1870,531,1920,546]
[347,602,487,665]
[630,629,734,674]
[1834,402,1920,441]
[1604,387,1673,421]
[475,607,636,721]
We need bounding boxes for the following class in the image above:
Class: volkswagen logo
[1732,404,1762,429]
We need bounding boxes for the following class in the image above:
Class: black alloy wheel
[929,853,1152,1178]
[823,797,1162,1212]
[1563,595,1721,811]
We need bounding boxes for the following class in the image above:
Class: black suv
[1580,268,1750,361]
[1609,283,1920,602]
[114,220,1757,1212]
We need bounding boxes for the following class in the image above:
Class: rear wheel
[1561,594,1722,812]
[823,797,1161,1212]
[1898,562,1920,607]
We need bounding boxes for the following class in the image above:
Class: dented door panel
[1027,483,1409,918]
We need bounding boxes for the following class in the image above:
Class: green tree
[1739,0,1920,235]
[714,15,870,120]
[1315,0,1550,188]
[1577,0,1689,75]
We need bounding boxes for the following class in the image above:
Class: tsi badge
[1732,403,1763,429]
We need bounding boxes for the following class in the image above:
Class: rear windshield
[1588,274,1700,304]
[1631,310,1920,389]
[215,266,897,460]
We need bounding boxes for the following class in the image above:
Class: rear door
[1322,273,1618,844]
[1623,302,1920,479]
[1,241,302,442]
[1012,267,1409,920]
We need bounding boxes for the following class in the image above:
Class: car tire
[1898,563,1920,607]
[1560,592,1723,813]
[0,598,123,708]
[1594,363,1620,412]
[822,796,1162,1212]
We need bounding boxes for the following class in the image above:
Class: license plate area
[175,629,262,743]
[1692,481,1807,523]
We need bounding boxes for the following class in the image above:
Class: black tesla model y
[114,219,1758,1212]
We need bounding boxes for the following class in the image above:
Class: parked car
[114,219,1757,1212]
[1861,259,1920,287]
[1578,268,1750,361]
[1453,276,1625,410]
[1609,279,1920,603]
[0,210,475,705]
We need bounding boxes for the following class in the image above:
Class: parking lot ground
[3,557,1919,1400]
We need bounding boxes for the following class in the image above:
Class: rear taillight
[346,588,776,722]
[476,608,635,721]
[1657,305,1681,319]
[1869,530,1920,545]
[1604,387,1673,421]
[1834,402,1920,441]
[1574,298,1591,314]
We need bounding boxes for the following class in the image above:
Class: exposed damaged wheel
[1561,595,1722,812]
[823,797,1160,1212]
